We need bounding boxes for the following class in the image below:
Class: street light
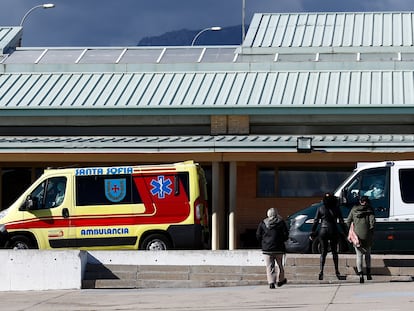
[19,3,55,27]
[191,26,222,46]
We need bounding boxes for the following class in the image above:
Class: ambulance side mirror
[20,195,34,211]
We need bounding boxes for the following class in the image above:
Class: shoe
[269,283,275,289]
[318,272,323,280]
[366,268,372,280]
[277,279,287,287]
[335,271,341,280]
[359,272,364,284]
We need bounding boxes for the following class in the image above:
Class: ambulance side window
[76,175,141,206]
[29,177,67,209]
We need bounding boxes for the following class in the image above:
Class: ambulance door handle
[62,208,70,218]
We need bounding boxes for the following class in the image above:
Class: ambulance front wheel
[141,234,171,250]
[6,235,36,249]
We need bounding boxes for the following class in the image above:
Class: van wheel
[312,236,348,254]
[141,234,171,250]
[6,235,34,249]
[311,237,322,254]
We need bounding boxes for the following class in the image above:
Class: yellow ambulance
[0,161,209,250]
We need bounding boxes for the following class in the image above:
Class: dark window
[76,175,141,206]
[257,167,351,198]
[257,168,276,197]
[278,169,350,197]
[1,168,32,209]
[399,169,414,203]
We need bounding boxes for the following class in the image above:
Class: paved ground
[0,281,413,311]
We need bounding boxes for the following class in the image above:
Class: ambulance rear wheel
[141,234,171,250]
[6,235,35,249]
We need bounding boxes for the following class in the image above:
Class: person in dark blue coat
[310,192,347,280]
[256,207,289,289]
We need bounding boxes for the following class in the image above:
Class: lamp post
[242,0,246,41]
[191,26,222,46]
[19,3,55,27]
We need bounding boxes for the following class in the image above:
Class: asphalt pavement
[0,281,413,311]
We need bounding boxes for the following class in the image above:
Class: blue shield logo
[105,179,126,202]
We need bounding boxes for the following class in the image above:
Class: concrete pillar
[211,162,225,250]
[229,162,237,250]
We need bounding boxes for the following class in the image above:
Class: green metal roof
[2,70,414,116]
[243,12,414,50]
[2,12,414,117]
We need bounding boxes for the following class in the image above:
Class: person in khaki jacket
[346,196,376,283]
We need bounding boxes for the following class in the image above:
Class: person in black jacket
[256,207,289,289]
[310,193,347,280]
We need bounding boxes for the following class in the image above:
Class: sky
[1,0,414,47]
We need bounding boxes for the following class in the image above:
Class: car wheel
[141,234,171,250]
[6,235,34,249]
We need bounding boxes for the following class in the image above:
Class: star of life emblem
[150,176,172,199]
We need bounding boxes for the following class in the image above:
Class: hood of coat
[263,216,282,229]
[353,204,374,218]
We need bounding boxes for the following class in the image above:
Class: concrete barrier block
[0,250,84,291]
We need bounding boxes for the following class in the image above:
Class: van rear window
[76,175,142,206]
[399,169,414,203]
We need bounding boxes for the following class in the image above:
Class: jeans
[354,245,371,273]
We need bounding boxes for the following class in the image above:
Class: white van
[286,160,414,253]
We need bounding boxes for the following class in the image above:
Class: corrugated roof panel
[313,14,326,47]
[326,72,340,105]
[3,70,414,110]
[337,72,350,105]
[270,72,287,105]
[402,14,413,46]
[51,74,82,107]
[393,71,404,105]
[2,134,414,153]
[172,73,196,106]
[292,72,308,105]
[303,72,318,105]
[152,73,176,107]
[403,71,414,104]
[138,73,163,106]
[255,72,275,106]
[245,72,264,105]
[244,12,414,48]
[314,72,329,105]
[261,14,278,47]
[362,13,373,46]
[393,13,403,46]
[159,73,185,106]
[348,72,362,105]
[181,73,205,106]
[383,14,393,46]
[99,74,130,106]
[281,14,298,47]
[302,14,317,47]
[292,14,307,47]
[215,73,237,106]
[90,74,120,106]
[59,74,89,106]
[253,14,270,48]
[272,14,287,47]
